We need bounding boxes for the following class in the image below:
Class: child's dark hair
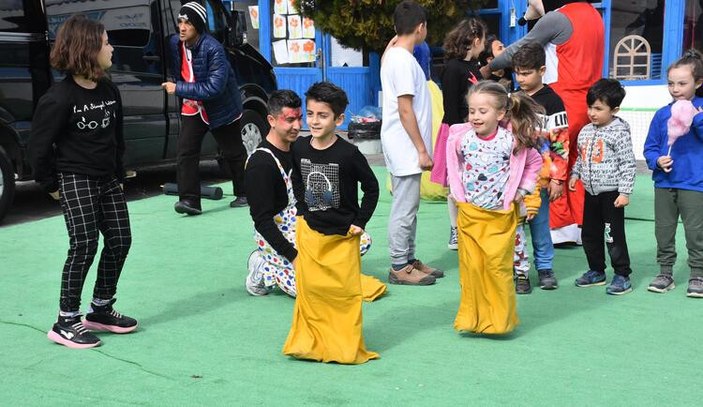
[443,18,487,61]
[50,15,107,81]
[393,0,427,36]
[467,80,545,153]
[267,90,301,116]
[668,49,703,97]
[511,42,546,71]
[305,82,349,118]
[586,78,626,109]
[477,34,498,66]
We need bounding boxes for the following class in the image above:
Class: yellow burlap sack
[454,203,520,335]
[282,217,379,364]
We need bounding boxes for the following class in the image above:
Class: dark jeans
[582,190,631,277]
[177,115,246,205]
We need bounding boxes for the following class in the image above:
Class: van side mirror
[227,10,247,47]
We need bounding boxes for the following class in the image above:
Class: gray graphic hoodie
[571,116,636,196]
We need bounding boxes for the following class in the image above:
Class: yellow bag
[282,217,379,364]
[454,203,520,334]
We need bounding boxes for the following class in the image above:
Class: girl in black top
[29,15,137,349]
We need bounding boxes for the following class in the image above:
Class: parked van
[0,0,276,223]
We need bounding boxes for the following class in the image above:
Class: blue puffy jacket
[169,33,243,129]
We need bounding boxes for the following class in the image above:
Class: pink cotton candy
[667,100,698,146]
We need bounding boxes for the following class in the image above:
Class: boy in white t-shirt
[380,0,443,285]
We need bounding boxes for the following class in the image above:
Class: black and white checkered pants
[58,173,131,312]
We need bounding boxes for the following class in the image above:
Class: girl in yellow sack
[446,81,543,334]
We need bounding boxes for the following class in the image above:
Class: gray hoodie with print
[571,116,636,196]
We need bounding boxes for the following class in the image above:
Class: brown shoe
[388,264,436,285]
[412,259,444,278]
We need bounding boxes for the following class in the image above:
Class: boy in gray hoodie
[568,79,636,295]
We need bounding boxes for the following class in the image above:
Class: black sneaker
[647,273,675,293]
[47,315,101,349]
[515,274,532,294]
[230,196,248,208]
[537,269,558,290]
[174,199,202,216]
[575,270,606,287]
[83,299,138,334]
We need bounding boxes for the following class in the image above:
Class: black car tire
[0,146,16,224]
[217,108,268,178]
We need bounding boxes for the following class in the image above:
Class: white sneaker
[245,251,272,296]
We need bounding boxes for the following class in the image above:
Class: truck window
[0,0,45,33]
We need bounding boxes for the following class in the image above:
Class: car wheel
[0,146,16,224]
[217,109,269,178]
[240,108,268,156]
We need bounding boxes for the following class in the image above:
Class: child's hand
[513,191,525,205]
[349,224,363,236]
[657,155,673,173]
[526,212,536,221]
[568,177,578,191]
[548,180,564,201]
[418,151,434,171]
[49,190,60,201]
[614,194,629,208]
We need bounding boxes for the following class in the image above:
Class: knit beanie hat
[178,2,207,33]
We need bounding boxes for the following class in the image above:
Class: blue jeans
[527,188,554,271]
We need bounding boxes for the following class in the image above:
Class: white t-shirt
[380,47,432,176]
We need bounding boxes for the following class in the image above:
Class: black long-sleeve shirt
[29,76,124,192]
[441,58,481,125]
[245,139,297,262]
[292,135,379,236]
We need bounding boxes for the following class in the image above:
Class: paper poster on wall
[273,39,289,64]
[273,13,286,38]
[273,0,288,15]
[248,6,259,29]
[287,0,299,14]
[302,17,315,39]
[287,15,302,39]
[288,39,316,63]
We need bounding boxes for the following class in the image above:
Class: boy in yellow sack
[283,82,380,364]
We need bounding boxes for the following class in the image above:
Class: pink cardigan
[446,123,542,210]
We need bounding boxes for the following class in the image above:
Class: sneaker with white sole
[448,227,458,250]
[648,274,675,293]
[687,277,703,298]
[47,315,101,349]
[246,250,273,296]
